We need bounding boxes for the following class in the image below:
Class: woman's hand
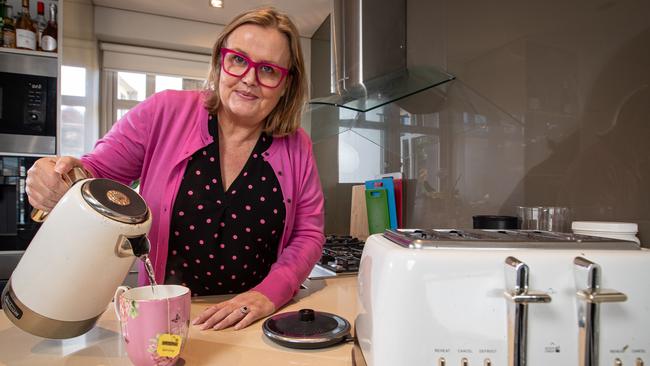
[192,290,276,331]
[26,156,85,211]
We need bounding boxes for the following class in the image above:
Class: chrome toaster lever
[504,256,552,366]
[574,257,627,366]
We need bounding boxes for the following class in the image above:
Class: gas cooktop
[309,235,365,278]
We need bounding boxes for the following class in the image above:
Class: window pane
[117,72,146,101]
[183,78,205,90]
[60,106,86,157]
[61,66,86,97]
[338,128,382,183]
[155,75,183,93]
[117,109,130,120]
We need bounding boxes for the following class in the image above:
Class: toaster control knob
[438,357,446,366]
[614,358,623,366]
[484,360,492,366]
[637,358,644,366]
[461,358,469,366]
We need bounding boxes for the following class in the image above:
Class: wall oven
[0,156,41,301]
[0,52,57,155]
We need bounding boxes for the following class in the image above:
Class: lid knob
[299,309,315,322]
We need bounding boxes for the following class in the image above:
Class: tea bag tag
[156,334,182,358]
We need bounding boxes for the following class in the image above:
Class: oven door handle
[504,256,552,366]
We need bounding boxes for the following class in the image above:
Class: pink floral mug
[114,285,191,366]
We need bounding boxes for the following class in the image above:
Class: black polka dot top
[165,116,286,296]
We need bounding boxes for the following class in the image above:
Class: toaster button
[438,357,446,366]
[461,358,469,366]
[614,358,623,366]
[484,359,492,366]
[636,358,644,366]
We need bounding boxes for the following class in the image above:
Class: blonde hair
[204,6,307,136]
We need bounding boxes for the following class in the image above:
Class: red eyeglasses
[220,47,289,88]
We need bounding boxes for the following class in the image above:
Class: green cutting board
[365,188,391,234]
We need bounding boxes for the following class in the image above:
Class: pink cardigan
[81,90,325,308]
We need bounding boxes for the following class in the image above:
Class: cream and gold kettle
[1,168,152,339]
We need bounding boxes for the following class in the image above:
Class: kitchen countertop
[0,276,358,366]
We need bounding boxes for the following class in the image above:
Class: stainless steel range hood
[309,0,455,113]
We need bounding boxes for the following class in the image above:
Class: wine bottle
[35,1,46,50]
[2,4,15,48]
[41,2,56,52]
[15,0,36,50]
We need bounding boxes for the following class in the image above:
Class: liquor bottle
[2,4,15,48]
[35,1,46,50]
[15,0,36,50]
[40,2,56,52]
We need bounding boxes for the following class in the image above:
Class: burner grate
[318,235,365,273]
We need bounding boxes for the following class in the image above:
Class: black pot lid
[262,308,351,349]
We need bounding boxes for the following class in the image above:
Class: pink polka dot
[207,218,213,224]
[232,234,238,240]
[220,265,225,270]
[187,190,193,196]
[257,238,262,242]
[202,151,207,156]
[260,219,266,224]
[231,275,236,279]
[253,153,258,158]
[209,254,214,259]
[179,211,185,216]
[232,255,237,260]
[195,170,201,175]
[184,245,190,250]
[213,233,219,238]
[245,245,250,250]
[210,157,215,162]
[204,286,210,290]
[212,178,217,183]
[182,262,188,267]
[245,227,251,232]
[271,230,276,235]
[218,282,223,286]
[248,184,253,189]
[273,209,278,214]
[253,271,257,275]
[197,204,204,210]
[241,282,246,286]
[231,213,237,219]
[189,225,195,230]
[195,259,201,264]
[260,196,266,202]
[261,176,267,181]
[255,254,259,258]
[174,231,180,236]
[220,222,225,227]
[245,205,251,211]
[170,270,175,275]
[243,264,248,269]
[231,190,237,195]
[172,250,177,255]
[243,172,248,176]
[273,187,277,192]
[199,240,204,245]
[220,243,225,248]
[206,271,212,276]
[205,185,210,190]
[217,200,222,204]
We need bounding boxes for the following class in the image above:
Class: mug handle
[113,285,130,322]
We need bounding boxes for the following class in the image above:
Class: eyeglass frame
[219,47,290,89]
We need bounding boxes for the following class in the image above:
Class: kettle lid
[81,179,149,224]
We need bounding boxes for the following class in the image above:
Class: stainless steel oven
[0,52,57,155]
[0,156,40,301]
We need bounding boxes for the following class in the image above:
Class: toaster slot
[574,257,628,366]
[504,256,552,366]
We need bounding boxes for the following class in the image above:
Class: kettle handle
[31,166,91,222]
[113,286,131,322]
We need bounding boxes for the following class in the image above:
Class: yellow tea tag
[156,334,182,358]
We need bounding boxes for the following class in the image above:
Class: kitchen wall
[311,0,650,245]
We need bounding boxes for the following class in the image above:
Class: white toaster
[355,230,650,366]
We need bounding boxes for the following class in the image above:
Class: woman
[25,7,325,331]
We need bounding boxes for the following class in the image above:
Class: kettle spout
[116,234,151,258]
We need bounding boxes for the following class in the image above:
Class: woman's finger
[191,304,222,325]
[200,306,233,330]
[233,312,257,330]
[213,307,250,330]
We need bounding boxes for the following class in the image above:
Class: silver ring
[239,306,250,315]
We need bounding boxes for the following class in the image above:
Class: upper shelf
[0,47,58,58]
[309,66,455,113]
